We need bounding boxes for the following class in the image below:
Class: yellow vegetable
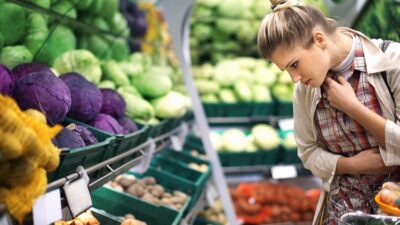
[24,109,47,124]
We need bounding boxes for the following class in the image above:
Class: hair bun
[270,0,301,12]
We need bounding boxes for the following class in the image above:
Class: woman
[257,0,400,224]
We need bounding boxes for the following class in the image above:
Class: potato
[108,181,124,192]
[161,198,173,205]
[142,193,160,205]
[173,191,188,201]
[150,185,165,197]
[127,184,145,197]
[169,196,185,204]
[118,174,137,188]
[162,192,172,198]
[124,214,135,219]
[175,204,183,210]
[141,176,156,185]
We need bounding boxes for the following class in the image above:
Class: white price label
[206,184,218,206]
[0,214,12,225]
[33,189,62,225]
[271,165,297,179]
[170,135,182,151]
[63,178,92,217]
[278,118,294,131]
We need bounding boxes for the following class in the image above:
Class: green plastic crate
[47,125,116,182]
[218,149,279,167]
[194,217,222,225]
[145,116,183,138]
[156,150,212,189]
[203,102,274,117]
[91,185,188,225]
[251,102,274,116]
[281,147,301,164]
[149,157,208,213]
[279,130,301,164]
[63,118,150,169]
[274,100,293,117]
[91,208,121,225]
[183,133,205,153]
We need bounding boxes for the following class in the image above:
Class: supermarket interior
[0,0,399,225]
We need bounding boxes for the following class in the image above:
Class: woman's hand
[323,76,361,114]
[337,149,397,175]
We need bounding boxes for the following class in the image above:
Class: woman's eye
[291,61,298,69]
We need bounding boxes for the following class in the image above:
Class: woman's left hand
[323,75,361,113]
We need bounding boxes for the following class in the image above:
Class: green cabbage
[132,67,172,98]
[151,91,188,119]
[221,129,247,152]
[251,124,280,151]
[102,60,130,87]
[0,45,33,69]
[53,50,102,84]
[195,79,220,94]
[119,91,155,122]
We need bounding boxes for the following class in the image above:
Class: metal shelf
[46,124,186,193]
[223,163,312,177]
[207,116,292,127]
[180,186,208,225]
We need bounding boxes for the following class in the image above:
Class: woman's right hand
[336,149,397,175]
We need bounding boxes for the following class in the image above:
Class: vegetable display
[13,70,71,124]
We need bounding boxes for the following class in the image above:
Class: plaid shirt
[315,35,400,225]
[315,35,382,155]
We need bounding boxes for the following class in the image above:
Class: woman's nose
[289,72,301,83]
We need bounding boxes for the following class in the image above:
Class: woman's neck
[329,30,354,69]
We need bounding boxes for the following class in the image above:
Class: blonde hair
[257,0,337,59]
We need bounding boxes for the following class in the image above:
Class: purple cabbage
[117,117,138,134]
[0,64,14,96]
[60,73,102,123]
[52,128,85,149]
[100,88,126,119]
[90,114,124,135]
[11,63,52,82]
[13,71,71,124]
[66,123,98,146]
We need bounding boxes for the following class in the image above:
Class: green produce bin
[47,125,116,182]
[281,146,302,164]
[194,217,222,225]
[91,185,188,225]
[274,100,293,117]
[150,157,207,212]
[203,102,274,117]
[183,133,205,153]
[156,150,212,187]
[218,149,279,167]
[91,208,121,225]
[63,117,150,169]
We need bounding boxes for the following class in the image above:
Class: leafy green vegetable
[36,25,76,65]
[0,45,33,69]
[132,67,173,98]
[102,60,130,87]
[0,3,26,45]
[151,91,188,119]
[53,49,102,84]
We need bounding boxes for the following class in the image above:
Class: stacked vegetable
[193,57,293,105]
[209,124,281,153]
[231,183,321,224]
[190,0,329,65]
[0,95,62,223]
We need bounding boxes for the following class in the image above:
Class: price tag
[271,165,297,179]
[33,189,62,225]
[0,214,12,225]
[278,118,294,132]
[170,135,182,151]
[63,178,92,217]
[206,184,218,206]
[130,139,155,174]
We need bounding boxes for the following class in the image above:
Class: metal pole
[158,1,238,224]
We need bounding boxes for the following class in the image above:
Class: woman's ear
[313,30,327,49]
